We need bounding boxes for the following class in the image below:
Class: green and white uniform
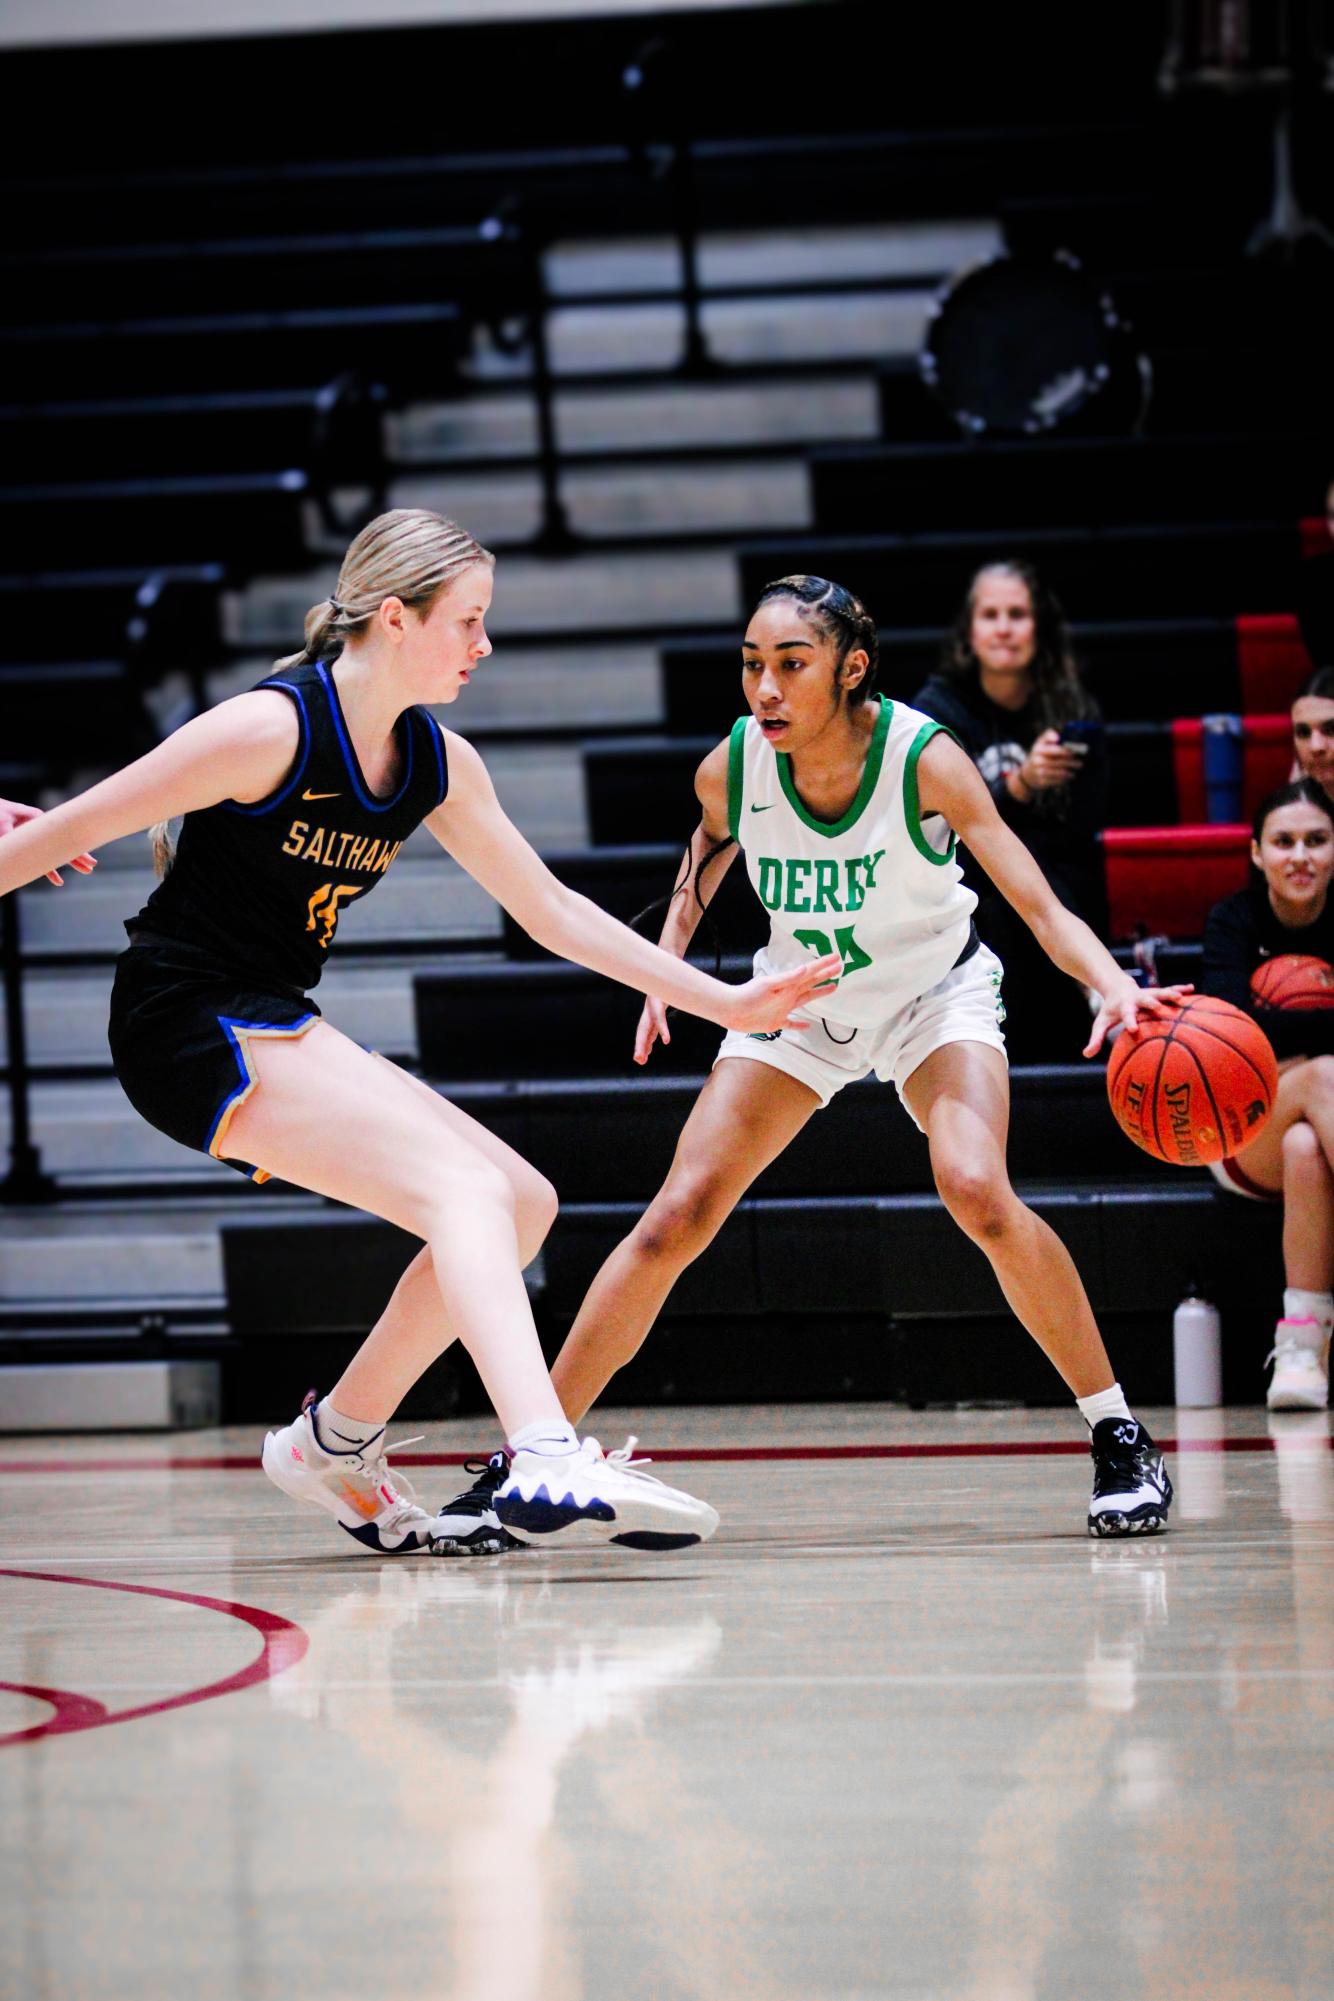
[717,696,1006,1118]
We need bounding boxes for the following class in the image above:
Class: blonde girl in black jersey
[0,510,839,1556]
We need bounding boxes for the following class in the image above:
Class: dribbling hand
[0,797,97,887]
[1084,980,1194,1058]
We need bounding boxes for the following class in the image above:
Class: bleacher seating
[4,0,1327,1413]
[738,522,1308,627]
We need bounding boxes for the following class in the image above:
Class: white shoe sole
[1268,1383,1329,1412]
[495,1470,719,1551]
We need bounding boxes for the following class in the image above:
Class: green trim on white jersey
[775,698,893,837]
[903,721,960,866]
[726,715,747,845]
[730,696,977,1028]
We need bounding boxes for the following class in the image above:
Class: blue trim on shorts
[204,1011,317,1161]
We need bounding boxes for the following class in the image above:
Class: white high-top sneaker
[495,1436,720,1551]
[262,1393,434,1554]
[1266,1318,1331,1412]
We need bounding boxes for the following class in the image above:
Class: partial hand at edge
[722,953,844,1036]
[0,798,98,888]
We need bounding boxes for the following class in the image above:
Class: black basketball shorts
[108,935,320,1183]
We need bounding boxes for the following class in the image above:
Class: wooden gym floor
[3,1401,1332,2001]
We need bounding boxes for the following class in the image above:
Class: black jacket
[1202,880,1334,1060]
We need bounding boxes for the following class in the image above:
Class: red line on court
[0,1434,1315,1475]
[0,1568,308,1750]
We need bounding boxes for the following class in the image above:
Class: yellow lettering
[346,836,369,871]
[282,820,308,856]
[302,827,326,864]
[374,840,400,875]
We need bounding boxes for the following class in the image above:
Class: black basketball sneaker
[429,1453,521,1557]
[1087,1418,1173,1537]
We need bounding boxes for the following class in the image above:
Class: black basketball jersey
[128,656,449,991]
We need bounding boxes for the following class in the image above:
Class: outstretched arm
[427,733,836,1035]
[0,797,96,887]
[0,693,302,899]
[915,732,1190,1055]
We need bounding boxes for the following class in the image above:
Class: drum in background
[920,251,1145,438]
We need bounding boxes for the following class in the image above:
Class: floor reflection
[269,1562,722,2001]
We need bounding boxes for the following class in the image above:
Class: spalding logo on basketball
[1250,953,1334,1011]
[1106,995,1278,1166]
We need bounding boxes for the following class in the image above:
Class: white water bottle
[1173,1292,1222,1407]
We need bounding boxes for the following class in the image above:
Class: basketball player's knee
[1283,1119,1325,1175]
[427,1152,515,1226]
[935,1159,1011,1241]
[522,1172,559,1251]
[636,1175,729,1262]
[1307,1055,1334,1102]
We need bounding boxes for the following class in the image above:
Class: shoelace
[1265,1343,1322,1371]
[584,1436,664,1486]
[356,1435,428,1526]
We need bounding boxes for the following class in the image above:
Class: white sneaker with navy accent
[1266,1318,1330,1411]
[261,1394,434,1554]
[1087,1418,1173,1538]
[495,1436,719,1551]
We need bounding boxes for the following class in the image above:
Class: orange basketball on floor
[1250,953,1334,1010]
[1106,995,1278,1166]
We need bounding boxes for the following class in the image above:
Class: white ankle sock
[1283,1289,1334,1331]
[1077,1384,1134,1430]
[508,1418,579,1457]
[312,1400,386,1457]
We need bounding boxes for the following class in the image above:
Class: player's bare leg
[551,1056,820,1423]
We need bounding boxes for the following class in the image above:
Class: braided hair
[753,573,880,705]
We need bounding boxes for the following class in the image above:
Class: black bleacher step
[1,302,464,400]
[809,435,1324,538]
[540,1181,1280,1322]
[0,384,387,486]
[586,725,1183,843]
[0,660,156,770]
[1,223,531,328]
[737,521,1303,628]
[0,565,225,671]
[498,844,767,962]
[878,346,1306,446]
[0,471,311,573]
[662,619,1241,734]
[396,1056,1160,1192]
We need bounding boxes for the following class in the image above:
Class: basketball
[1250,953,1334,1010]
[1106,995,1278,1165]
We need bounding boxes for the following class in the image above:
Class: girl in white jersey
[435,575,1189,1549]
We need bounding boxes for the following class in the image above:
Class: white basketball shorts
[714,941,1007,1129]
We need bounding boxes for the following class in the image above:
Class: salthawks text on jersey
[280,822,403,873]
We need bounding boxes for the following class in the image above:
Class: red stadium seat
[1170,715,1293,824]
[1234,613,1313,712]
[1103,824,1251,941]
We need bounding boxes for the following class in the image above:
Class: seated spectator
[913,560,1107,1059]
[1290,665,1334,804]
[1202,779,1334,1410]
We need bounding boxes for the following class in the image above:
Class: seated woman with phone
[913,560,1108,1057]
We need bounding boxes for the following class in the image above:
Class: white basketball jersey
[727,698,977,1028]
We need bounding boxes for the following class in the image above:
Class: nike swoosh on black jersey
[302,789,341,801]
